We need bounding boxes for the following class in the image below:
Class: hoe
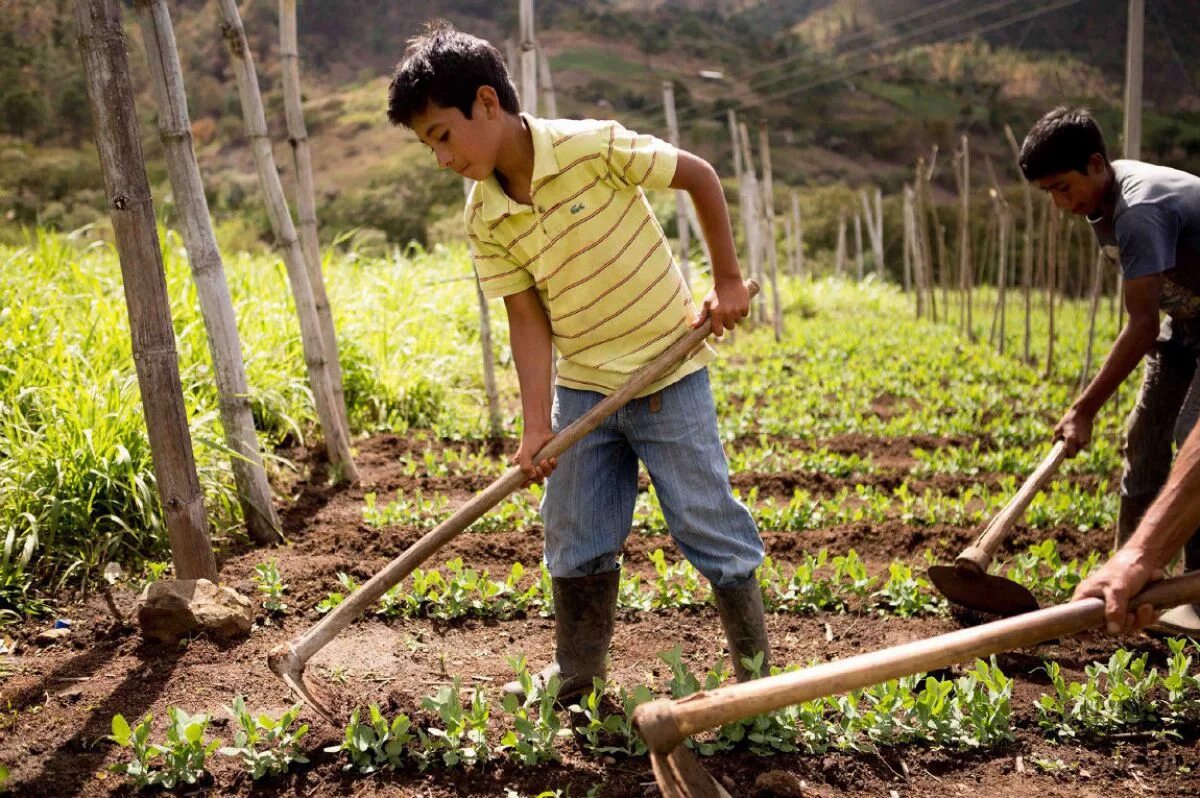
[927,440,1067,616]
[269,282,759,722]
[634,570,1200,798]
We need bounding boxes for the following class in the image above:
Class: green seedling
[218,696,308,779]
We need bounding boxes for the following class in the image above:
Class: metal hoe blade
[927,565,1039,617]
[649,745,732,798]
[268,642,340,725]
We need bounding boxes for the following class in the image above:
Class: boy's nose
[437,150,454,169]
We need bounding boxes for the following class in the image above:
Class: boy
[1019,106,1200,633]
[386,22,769,698]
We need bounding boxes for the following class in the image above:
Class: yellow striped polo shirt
[466,114,715,396]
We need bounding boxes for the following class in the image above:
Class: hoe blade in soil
[927,565,1039,617]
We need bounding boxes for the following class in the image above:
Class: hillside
[3,0,1199,249]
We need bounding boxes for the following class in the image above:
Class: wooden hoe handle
[635,569,1200,753]
[282,281,759,667]
[955,439,1067,575]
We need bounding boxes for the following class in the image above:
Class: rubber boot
[503,569,619,702]
[713,580,771,682]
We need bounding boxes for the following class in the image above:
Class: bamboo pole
[956,135,972,338]
[835,214,846,278]
[861,187,883,277]
[1045,206,1060,379]
[915,150,939,322]
[537,43,557,117]
[663,81,692,288]
[984,156,1009,357]
[1004,125,1035,365]
[133,0,281,544]
[518,0,538,115]
[902,185,913,296]
[758,125,782,341]
[790,190,804,278]
[1080,244,1105,392]
[278,0,350,447]
[853,213,864,282]
[215,0,358,482]
[74,0,218,580]
[737,122,765,320]
[464,179,502,437]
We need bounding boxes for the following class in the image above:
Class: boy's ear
[1086,152,1108,175]
[475,85,501,119]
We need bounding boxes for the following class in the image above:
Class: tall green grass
[0,227,1131,620]
[0,228,505,616]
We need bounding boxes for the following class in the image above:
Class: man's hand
[692,278,750,337]
[1054,406,1095,457]
[513,427,557,486]
[1073,548,1163,633]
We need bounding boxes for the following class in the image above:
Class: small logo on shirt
[570,203,586,214]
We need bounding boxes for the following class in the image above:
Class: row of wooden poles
[901,128,1115,389]
[76,0,1117,584]
[75,0,362,579]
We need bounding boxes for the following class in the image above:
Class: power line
[736,0,970,83]
[737,0,1033,103]
[678,0,1084,127]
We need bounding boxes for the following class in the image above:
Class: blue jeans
[541,368,764,589]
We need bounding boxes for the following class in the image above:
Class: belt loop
[648,391,663,413]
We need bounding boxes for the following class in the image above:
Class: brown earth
[1,433,1196,798]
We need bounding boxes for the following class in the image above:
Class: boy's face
[1034,153,1110,218]
[411,87,504,182]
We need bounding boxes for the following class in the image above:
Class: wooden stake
[216,0,358,482]
[835,214,846,278]
[518,0,538,115]
[134,0,280,544]
[537,42,557,117]
[737,122,765,320]
[758,124,782,341]
[1123,0,1144,160]
[1045,206,1060,379]
[75,0,217,580]
[663,81,691,288]
[791,190,804,277]
[853,213,864,282]
[279,0,351,467]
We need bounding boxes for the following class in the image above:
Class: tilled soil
[2,433,1196,798]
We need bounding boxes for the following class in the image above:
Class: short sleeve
[1115,204,1179,280]
[599,121,679,192]
[468,232,534,300]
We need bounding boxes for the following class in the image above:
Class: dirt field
[2,432,1197,797]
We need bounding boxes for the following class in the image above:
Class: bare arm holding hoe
[1056,274,1163,455]
[1074,419,1200,631]
[671,150,750,336]
[506,287,557,484]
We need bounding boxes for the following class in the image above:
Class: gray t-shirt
[1089,159,1200,319]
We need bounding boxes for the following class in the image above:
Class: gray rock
[754,769,807,798]
[34,627,72,645]
[137,579,253,643]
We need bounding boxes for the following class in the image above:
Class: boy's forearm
[503,289,555,433]
[671,151,743,283]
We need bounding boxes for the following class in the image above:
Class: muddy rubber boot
[503,569,619,702]
[713,580,771,682]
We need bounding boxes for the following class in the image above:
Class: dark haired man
[1019,106,1200,633]
[387,23,769,698]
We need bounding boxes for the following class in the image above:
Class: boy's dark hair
[1018,106,1109,181]
[387,21,520,128]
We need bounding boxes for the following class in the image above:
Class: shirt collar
[476,113,561,224]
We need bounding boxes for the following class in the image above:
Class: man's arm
[503,287,557,483]
[670,150,749,336]
[1074,419,1200,631]
[1055,273,1163,455]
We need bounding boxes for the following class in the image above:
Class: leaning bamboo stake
[134,0,281,544]
[279,0,351,440]
[518,0,538,115]
[464,179,503,437]
[216,0,357,482]
[985,155,1010,356]
[861,187,883,276]
[834,214,846,278]
[757,125,782,341]
[75,0,218,580]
